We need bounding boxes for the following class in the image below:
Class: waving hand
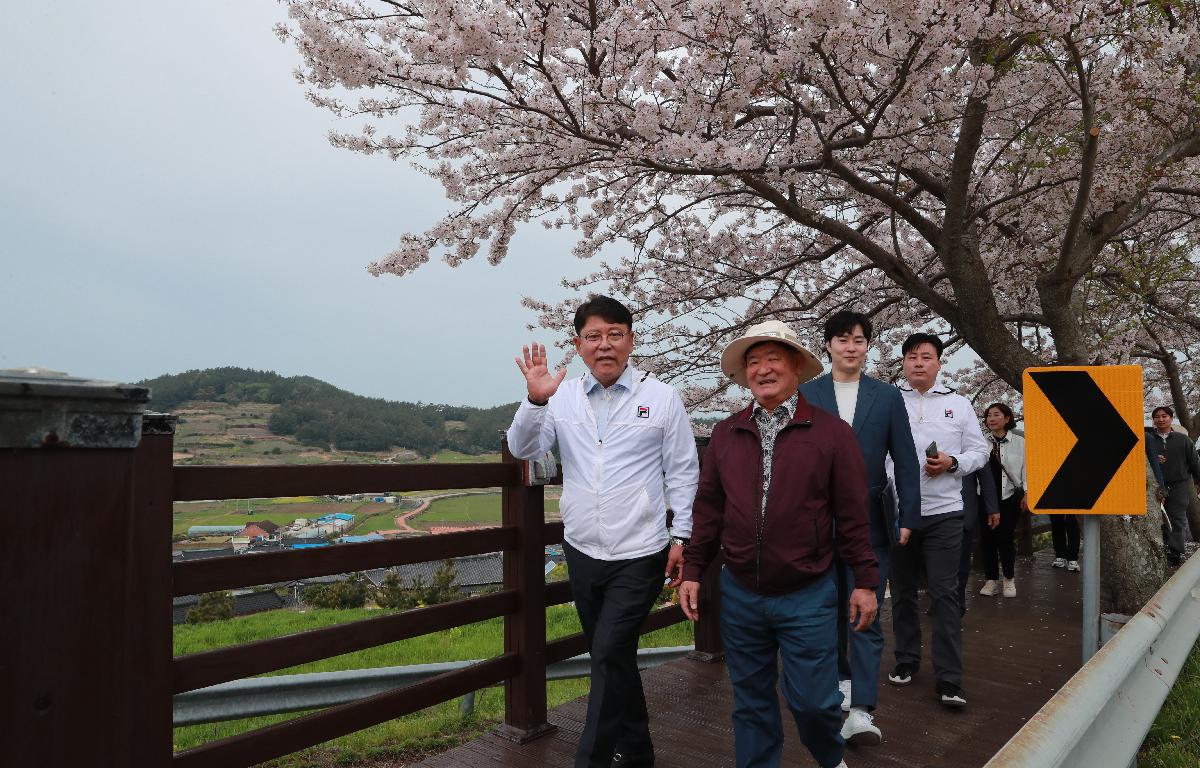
[516,342,567,404]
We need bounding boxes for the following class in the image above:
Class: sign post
[1023,365,1145,664]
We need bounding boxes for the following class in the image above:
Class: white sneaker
[1067,560,1080,572]
[839,679,851,712]
[1002,578,1016,598]
[840,707,882,746]
[835,762,849,768]
[1052,557,1067,568]
[979,579,999,596]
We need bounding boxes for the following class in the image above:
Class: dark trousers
[564,541,668,768]
[957,524,975,616]
[835,545,889,709]
[891,512,964,686]
[720,568,844,768]
[980,493,1019,579]
[1162,483,1193,557]
[1050,515,1080,561]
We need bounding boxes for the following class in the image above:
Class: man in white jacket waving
[507,295,699,768]
[886,333,989,709]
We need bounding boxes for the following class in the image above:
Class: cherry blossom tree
[279,0,1200,610]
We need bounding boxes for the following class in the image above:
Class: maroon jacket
[682,394,879,595]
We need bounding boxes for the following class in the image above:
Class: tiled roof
[172,589,291,624]
[365,552,503,589]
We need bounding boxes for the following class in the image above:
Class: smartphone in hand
[925,441,938,459]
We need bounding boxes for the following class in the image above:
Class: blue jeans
[720,568,844,768]
[836,546,889,709]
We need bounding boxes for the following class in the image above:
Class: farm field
[409,493,562,531]
[173,602,692,764]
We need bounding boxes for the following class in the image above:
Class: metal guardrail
[173,645,693,726]
[984,552,1200,768]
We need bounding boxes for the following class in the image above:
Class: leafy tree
[305,573,370,609]
[423,559,463,605]
[374,572,422,610]
[185,591,234,624]
[373,561,463,609]
[280,0,1200,612]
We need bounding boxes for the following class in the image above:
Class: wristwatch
[670,536,690,548]
[947,456,959,473]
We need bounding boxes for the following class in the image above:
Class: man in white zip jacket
[886,333,989,709]
[507,295,699,768]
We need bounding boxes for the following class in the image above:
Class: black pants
[1162,483,1193,557]
[957,524,975,617]
[1050,516,1080,561]
[564,541,668,768]
[980,494,1019,579]
[891,512,964,686]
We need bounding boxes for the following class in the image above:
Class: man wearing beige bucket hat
[680,319,879,768]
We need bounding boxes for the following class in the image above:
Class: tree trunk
[1099,466,1168,616]
[1188,480,1200,543]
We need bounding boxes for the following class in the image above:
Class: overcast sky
[0,2,593,407]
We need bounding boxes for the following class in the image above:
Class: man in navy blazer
[799,311,921,746]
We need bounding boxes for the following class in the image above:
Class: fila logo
[637,406,650,418]
[944,409,955,418]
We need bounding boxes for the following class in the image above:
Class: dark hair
[573,295,633,335]
[901,332,944,358]
[1152,405,1175,419]
[823,311,873,344]
[984,402,1016,431]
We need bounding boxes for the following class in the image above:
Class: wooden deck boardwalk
[417,549,1082,768]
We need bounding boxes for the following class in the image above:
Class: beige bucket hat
[720,320,824,388]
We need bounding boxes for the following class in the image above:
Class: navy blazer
[961,467,999,532]
[799,373,922,546]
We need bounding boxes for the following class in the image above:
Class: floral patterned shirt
[753,393,798,520]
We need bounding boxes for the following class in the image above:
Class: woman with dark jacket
[979,403,1028,597]
[959,467,999,615]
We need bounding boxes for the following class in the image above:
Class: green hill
[140,367,516,457]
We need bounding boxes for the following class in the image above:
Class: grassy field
[1139,640,1200,766]
[173,602,693,765]
[409,494,561,531]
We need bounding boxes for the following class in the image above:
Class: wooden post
[0,371,166,767]
[130,413,177,764]
[497,439,556,742]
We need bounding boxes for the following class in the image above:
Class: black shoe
[612,751,654,768]
[937,681,967,708]
[1168,552,1184,567]
[887,662,917,686]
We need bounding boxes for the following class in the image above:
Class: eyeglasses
[580,330,629,345]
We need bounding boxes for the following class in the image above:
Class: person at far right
[888,333,989,709]
[1148,405,1200,566]
[977,403,1027,597]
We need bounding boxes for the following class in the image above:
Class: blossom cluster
[282,0,1200,420]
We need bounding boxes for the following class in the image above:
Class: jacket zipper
[755,456,764,589]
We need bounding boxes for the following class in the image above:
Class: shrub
[373,560,463,609]
[186,591,234,624]
[305,574,369,609]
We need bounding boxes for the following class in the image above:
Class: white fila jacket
[899,381,991,517]
[506,366,699,561]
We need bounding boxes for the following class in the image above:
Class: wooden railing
[3,414,721,768]
[164,430,723,767]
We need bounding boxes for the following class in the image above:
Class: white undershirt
[833,379,859,426]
